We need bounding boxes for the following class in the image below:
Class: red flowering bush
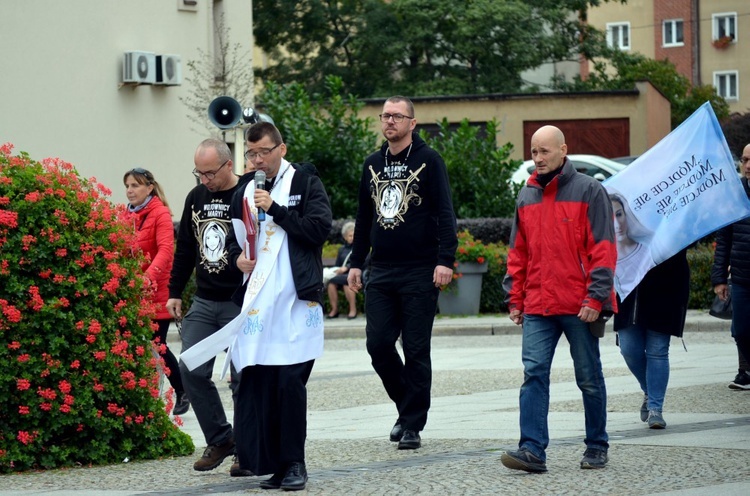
[454,230,494,265]
[441,230,496,292]
[0,145,193,472]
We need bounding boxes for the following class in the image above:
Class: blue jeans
[617,326,671,412]
[519,314,608,461]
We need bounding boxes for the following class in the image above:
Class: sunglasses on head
[130,168,154,180]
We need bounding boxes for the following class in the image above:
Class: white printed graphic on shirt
[368,162,426,229]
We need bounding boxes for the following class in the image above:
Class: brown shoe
[193,437,235,471]
[229,455,254,477]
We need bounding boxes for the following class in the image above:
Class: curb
[167,310,731,345]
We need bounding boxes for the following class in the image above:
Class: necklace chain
[266,162,291,194]
[385,142,412,179]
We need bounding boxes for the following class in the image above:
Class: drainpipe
[692,0,700,85]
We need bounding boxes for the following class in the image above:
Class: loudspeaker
[208,96,243,129]
[242,107,275,125]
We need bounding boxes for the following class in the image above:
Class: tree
[721,112,750,159]
[553,50,729,128]
[252,0,626,98]
[179,14,254,135]
[420,119,522,219]
[258,76,378,218]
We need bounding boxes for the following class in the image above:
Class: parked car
[612,155,640,165]
[511,154,627,184]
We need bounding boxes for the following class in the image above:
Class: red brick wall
[654,0,695,82]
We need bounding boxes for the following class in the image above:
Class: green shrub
[0,145,193,472]
[420,119,522,219]
[259,77,377,219]
[479,242,509,314]
[687,242,716,309]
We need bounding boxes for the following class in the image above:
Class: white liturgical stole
[180,163,324,373]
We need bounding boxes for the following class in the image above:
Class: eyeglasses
[130,167,153,180]
[192,160,229,180]
[245,143,281,161]
[379,113,413,123]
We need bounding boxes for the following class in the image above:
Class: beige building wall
[587,0,750,114]
[360,82,670,161]
[0,0,254,218]
[588,0,655,61]
[699,1,750,113]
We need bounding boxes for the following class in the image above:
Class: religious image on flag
[604,101,750,300]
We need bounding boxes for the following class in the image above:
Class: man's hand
[433,265,454,288]
[166,298,182,319]
[347,268,363,294]
[509,309,523,325]
[254,189,273,213]
[578,305,600,323]
[236,252,257,274]
[714,283,729,301]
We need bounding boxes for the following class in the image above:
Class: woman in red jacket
[124,168,189,415]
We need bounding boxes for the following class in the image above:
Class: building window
[606,22,630,50]
[663,19,684,47]
[714,71,738,100]
[712,13,736,41]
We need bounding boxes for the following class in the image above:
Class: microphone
[254,170,266,221]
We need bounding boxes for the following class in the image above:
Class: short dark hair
[385,96,415,118]
[245,122,283,145]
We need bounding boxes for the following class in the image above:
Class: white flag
[604,102,750,300]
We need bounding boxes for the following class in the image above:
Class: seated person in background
[326,221,358,319]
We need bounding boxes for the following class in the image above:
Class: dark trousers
[178,296,241,446]
[155,319,184,395]
[364,265,438,432]
[235,360,315,476]
[731,281,750,367]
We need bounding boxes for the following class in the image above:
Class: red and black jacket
[503,158,617,316]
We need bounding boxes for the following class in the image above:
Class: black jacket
[614,249,689,337]
[711,177,750,288]
[350,132,457,270]
[227,162,332,305]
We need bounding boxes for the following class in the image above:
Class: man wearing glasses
[166,138,244,474]
[347,96,458,450]
[201,122,330,490]
[712,143,750,389]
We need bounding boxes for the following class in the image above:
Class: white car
[511,154,627,185]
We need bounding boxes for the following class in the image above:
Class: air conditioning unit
[122,51,156,84]
[155,54,182,85]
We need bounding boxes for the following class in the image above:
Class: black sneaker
[500,448,547,473]
[172,391,190,416]
[580,447,608,469]
[193,437,235,471]
[640,395,648,422]
[729,371,750,390]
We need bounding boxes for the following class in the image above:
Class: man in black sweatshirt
[348,96,457,450]
[166,138,243,473]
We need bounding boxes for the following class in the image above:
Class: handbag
[709,281,732,320]
[323,267,340,285]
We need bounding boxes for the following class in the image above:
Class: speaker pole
[234,126,245,175]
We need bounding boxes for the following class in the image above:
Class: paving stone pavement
[1,311,748,495]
